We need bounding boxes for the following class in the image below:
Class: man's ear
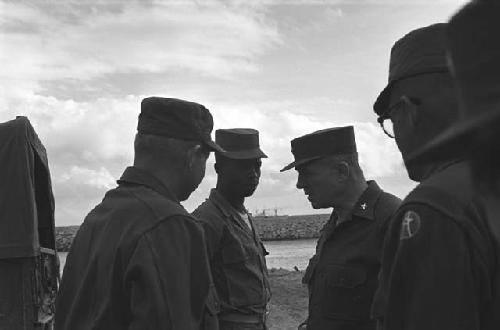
[335,161,350,181]
[405,98,420,128]
[186,144,202,169]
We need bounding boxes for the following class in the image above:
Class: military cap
[137,97,224,152]
[280,126,356,172]
[215,128,267,159]
[374,23,449,116]
[409,0,500,161]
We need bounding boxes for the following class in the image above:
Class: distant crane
[254,207,284,217]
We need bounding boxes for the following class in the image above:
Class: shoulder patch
[400,210,421,240]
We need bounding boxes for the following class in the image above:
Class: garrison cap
[374,23,449,116]
[138,97,224,152]
[280,126,356,172]
[409,0,500,161]
[215,128,267,159]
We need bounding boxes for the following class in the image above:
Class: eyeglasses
[377,95,420,138]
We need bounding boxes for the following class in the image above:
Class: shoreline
[55,213,329,252]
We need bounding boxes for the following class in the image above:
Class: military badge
[400,210,421,240]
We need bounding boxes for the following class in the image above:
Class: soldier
[402,1,500,328]
[371,20,499,329]
[280,126,401,330]
[193,128,271,330]
[55,97,223,330]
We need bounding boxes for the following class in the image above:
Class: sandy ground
[267,269,308,330]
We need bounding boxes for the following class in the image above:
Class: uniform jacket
[192,189,271,318]
[372,161,500,330]
[303,181,401,330]
[55,167,219,330]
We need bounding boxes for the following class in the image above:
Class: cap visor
[217,148,268,160]
[374,68,449,116]
[279,156,324,172]
[373,83,393,116]
[204,140,225,153]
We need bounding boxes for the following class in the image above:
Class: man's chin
[179,191,192,202]
[309,200,325,209]
[404,159,433,183]
[242,186,258,197]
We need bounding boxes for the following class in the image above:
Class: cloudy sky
[1,0,467,226]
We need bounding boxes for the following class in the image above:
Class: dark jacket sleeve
[124,215,216,330]
[377,204,485,330]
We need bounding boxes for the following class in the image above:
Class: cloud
[179,97,407,216]
[207,97,402,175]
[59,166,116,189]
[4,93,405,224]
[0,0,282,92]
[325,7,344,18]
[1,0,437,225]
[260,0,465,4]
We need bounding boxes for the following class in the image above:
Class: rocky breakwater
[55,226,79,252]
[55,214,330,251]
[252,214,330,241]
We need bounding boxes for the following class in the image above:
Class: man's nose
[296,176,305,189]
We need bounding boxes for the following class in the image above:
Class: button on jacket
[55,167,218,330]
[192,189,271,317]
[303,181,401,330]
[372,161,500,330]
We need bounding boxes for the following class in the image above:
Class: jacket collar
[208,188,255,232]
[208,188,244,218]
[350,180,383,221]
[117,166,179,203]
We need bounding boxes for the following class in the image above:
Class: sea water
[58,238,317,274]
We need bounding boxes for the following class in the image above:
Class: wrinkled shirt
[192,189,271,317]
[372,161,500,330]
[55,167,219,330]
[303,181,401,330]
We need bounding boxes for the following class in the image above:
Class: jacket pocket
[221,243,263,307]
[321,264,372,321]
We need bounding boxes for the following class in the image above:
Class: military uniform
[193,189,271,329]
[371,7,500,329]
[56,167,219,330]
[56,97,224,330]
[372,162,500,330]
[303,181,400,330]
[193,128,270,330]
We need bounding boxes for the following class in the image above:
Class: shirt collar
[351,180,383,221]
[117,166,179,203]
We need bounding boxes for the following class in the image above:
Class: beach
[267,269,308,330]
